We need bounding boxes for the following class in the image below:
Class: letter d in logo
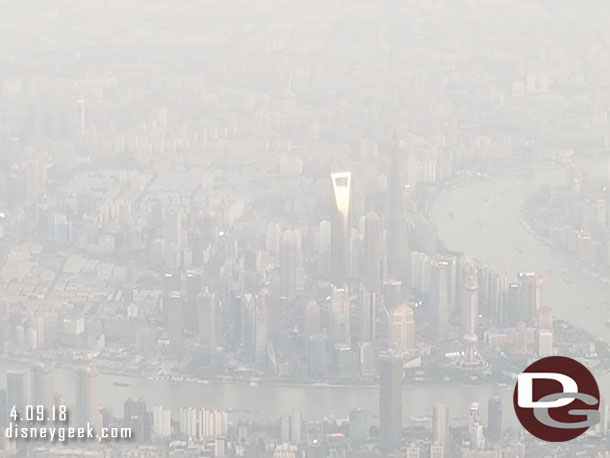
[517,372,577,408]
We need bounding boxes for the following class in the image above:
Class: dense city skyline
[1,0,610,456]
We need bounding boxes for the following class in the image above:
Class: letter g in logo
[513,356,600,442]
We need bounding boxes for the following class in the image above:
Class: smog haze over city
[2,0,610,456]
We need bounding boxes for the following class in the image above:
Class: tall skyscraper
[124,398,151,442]
[241,292,268,368]
[537,304,553,357]
[30,364,54,409]
[290,409,302,443]
[386,133,410,283]
[307,333,327,378]
[188,230,206,266]
[280,230,298,300]
[75,368,101,430]
[379,352,403,450]
[165,208,184,249]
[477,267,491,318]
[432,259,451,340]
[383,279,402,309]
[359,341,376,375]
[363,212,382,293]
[349,408,369,443]
[461,267,484,366]
[330,285,351,345]
[390,304,416,355]
[519,272,542,325]
[0,390,7,429]
[487,396,502,443]
[254,292,268,369]
[153,406,172,438]
[303,299,321,340]
[537,329,553,356]
[185,270,203,333]
[162,271,180,325]
[433,403,449,449]
[503,282,521,327]
[241,293,255,353]
[318,220,332,278]
[197,290,217,351]
[266,223,282,253]
[180,407,198,438]
[330,172,352,285]
[488,270,508,326]
[468,402,485,450]
[6,371,27,415]
[348,227,360,279]
[515,320,529,355]
[359,287,376,343]
[537,305,553,329]
[461,268,478,337]
[167,291,185,353]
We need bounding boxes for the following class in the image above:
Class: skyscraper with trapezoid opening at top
[330,171,351,286]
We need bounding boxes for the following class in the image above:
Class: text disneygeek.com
[5,423,133,442]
